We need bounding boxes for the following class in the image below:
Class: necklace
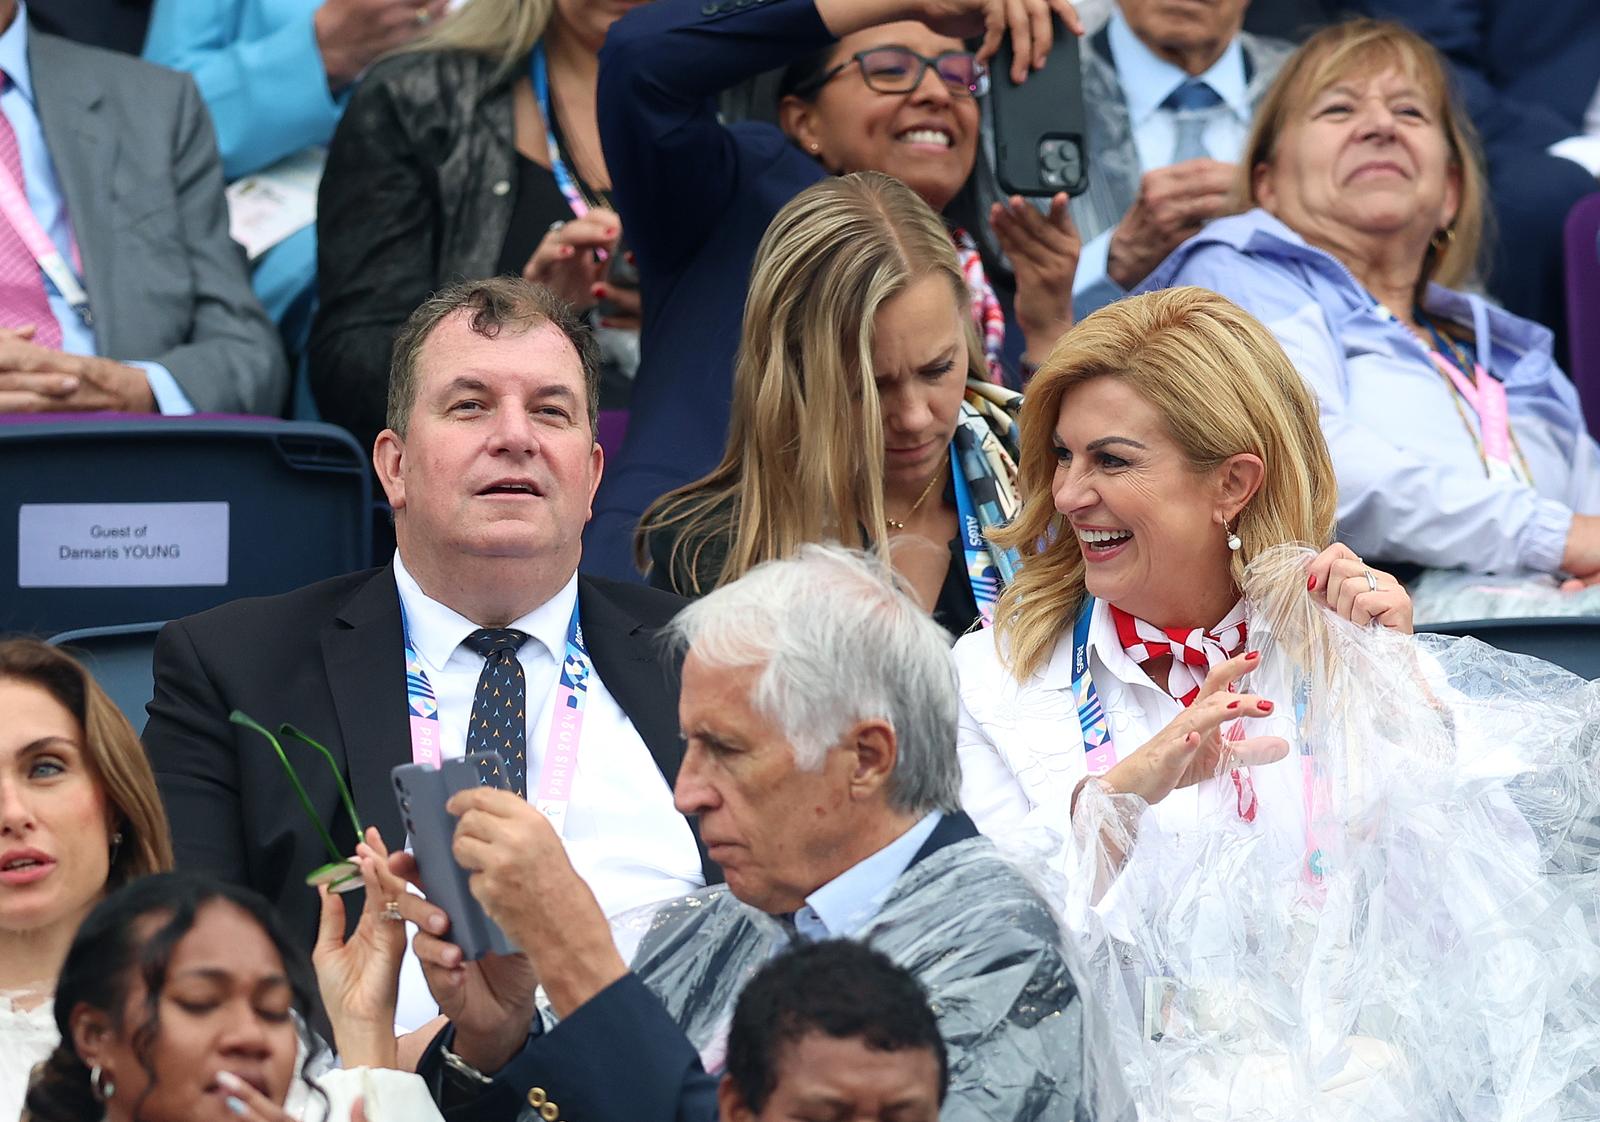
[885,465,947,532]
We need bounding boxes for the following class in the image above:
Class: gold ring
[414,7,432,26]
[381,900,404,922]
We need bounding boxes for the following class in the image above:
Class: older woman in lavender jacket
[1141,20,1600,610]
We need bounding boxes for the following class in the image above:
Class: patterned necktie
[1109,601,1247,706]
[464,628,530,797]
[1163,79,1225,164]
[0,75,62,347]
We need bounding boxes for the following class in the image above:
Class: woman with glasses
[582,0,1083,582]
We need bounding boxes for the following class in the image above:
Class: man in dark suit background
[143,277,716,1031]
[1362,0,1600,362]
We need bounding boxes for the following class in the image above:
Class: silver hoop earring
[1225,521,1242,552]
[90,1064,115,1103]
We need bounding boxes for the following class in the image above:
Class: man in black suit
[143,277,716,1031]
[397,546,1103,1122]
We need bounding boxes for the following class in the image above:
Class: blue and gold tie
[464,628,530,797]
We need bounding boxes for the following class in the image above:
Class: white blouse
[953,598,1308,941]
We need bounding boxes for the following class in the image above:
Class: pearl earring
[1225,521,1242,551]
[809,142,820,153]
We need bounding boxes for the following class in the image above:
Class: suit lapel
[321,566,411,849]
[909,810,981,867]
[27,31,116,346]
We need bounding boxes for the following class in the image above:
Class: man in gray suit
[0,0,285,415]
[1071,0,1290,317]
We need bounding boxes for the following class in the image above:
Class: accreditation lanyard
[1421,321,1524,485]
[0,159,91,327]
[402,600,593,838]
[949,438,1003,627]
[1070,599,1117,774]
[529,44,593,220]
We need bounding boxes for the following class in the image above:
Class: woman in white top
[0,639,174,1122]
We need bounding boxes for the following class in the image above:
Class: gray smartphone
[391,753,519,960]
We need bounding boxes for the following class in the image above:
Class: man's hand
[1106,158,1236,290]
[314,0,450,90]
[448,788,628,1021]
[388,850,539,1076]
[0,327,155,413]
[990,192,1079,367]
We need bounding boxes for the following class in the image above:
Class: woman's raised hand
[312,827,409,1070]
[991,192,1079,365]
[1306,543,1413,634]
[1099,652,1289,808]
[522,208,625,314]
[916,0,1083,83]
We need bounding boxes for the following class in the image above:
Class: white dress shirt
[391,554,704,1030]
[1548,78,1600,176]
[1073,8,1252,308]
[952,598,1305,943]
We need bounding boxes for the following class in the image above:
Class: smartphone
[598,240,639,322]
[391,753,519,960]
[988,20,1090,197]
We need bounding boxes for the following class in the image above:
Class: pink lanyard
[0,158,90,326]
[1425,346,1521,484]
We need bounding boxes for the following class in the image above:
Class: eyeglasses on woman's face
[812,47,990,99]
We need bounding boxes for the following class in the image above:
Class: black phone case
[391,753,519,960]
[990,22,1091,197]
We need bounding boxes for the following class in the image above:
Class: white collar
[392,551,579,672]
[1107,7,1251,127]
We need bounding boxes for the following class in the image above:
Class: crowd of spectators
[2,0,1600,1119]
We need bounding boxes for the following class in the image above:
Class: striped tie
[0,75,61,347]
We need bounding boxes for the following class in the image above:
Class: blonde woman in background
[310,0,646,454]
[635,172,1023,637]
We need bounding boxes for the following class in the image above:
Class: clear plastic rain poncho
[1061,544,1600,1121]
[1409,567,1600,625]
[594,835,1132,1122]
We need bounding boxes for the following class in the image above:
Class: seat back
[1417,616,1600,680]
[0,418,370,636]
[46,621,164,734]
[1563,193,1600,441]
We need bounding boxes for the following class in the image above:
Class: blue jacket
[582,0,836,581]
[1141,209,1600,575]
[144,0,343,323]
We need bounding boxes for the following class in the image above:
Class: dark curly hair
[22,873,326,1122]
[725,939,948,1114]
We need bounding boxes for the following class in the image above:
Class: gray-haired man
[405,545,1105,1122]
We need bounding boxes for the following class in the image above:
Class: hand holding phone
[391,753,519,960]
[989,14,1089,197]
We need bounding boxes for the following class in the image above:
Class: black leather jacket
[309,49,520,452]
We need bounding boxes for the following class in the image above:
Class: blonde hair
[0,640,173,890]
[990,288,1338,681]
[635,172,984,591]
[1235,18,1487,292]
[401,0,556,78]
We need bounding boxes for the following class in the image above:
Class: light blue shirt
[792,811,943,942]
[1073,7,1251,316]
[1141,209,1600,575]
[0,5,190,412]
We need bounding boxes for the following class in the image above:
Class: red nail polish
[625,251,637,265]
[1227,700,1240,710]
[1259,700,1274,713]
[1244,650,1260,662]
[592,284,606,299]
[1307,574,1317,591]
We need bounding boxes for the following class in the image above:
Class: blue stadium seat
[1,418,370,637]
[1417,617,1600,680]
[47,621,164,734]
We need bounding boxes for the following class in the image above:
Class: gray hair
[665,544,961,816]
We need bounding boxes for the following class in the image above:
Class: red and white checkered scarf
[1109,600,1248,707]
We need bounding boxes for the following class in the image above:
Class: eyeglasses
[808,47,990,99]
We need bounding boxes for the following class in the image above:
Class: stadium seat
[46,621,164,734]
[1418,616,1600,680]
[1562,193,1600,441]
[1,417,371,637]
